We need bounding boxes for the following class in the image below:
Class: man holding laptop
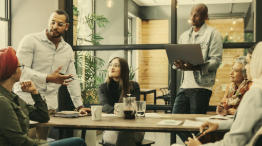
[172,3,223,115]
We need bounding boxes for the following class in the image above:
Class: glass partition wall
[64,0,261,144]
[66,0,259,112]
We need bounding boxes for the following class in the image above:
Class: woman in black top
[98,57,144,146]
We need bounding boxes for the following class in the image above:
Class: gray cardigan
[203,88,262,146]
[98,81,140,113]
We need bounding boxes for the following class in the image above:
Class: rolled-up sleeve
[17,36,48,85]
[27,94,50,123]
[199,30,223,75]
[66,51,83,108]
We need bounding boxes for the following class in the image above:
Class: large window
[177,0,254,106]
[67,0,259,112]
[0,0,10,48]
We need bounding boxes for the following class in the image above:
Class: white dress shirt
[13,29,83,110]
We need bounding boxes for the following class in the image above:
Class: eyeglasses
[50,21,68,28]
[18,64,25,70]
[109,63,120,68]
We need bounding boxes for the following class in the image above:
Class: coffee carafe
[123,94,136,119]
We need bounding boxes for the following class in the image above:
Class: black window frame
[65,0,260,113]
[64,0,261,144]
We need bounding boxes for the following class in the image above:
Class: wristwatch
[76,105,84,112]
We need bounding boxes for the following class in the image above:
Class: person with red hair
[0,47,87,146]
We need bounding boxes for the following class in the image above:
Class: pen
[195,129,207,138]
[191,133,196,139]
[59,73,75,80]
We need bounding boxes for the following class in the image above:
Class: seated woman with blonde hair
[216,56,252,116]
[99,57,144,146]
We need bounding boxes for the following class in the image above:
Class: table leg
[144,94,146,101]
[171,132,176,145]
[58,128,64,140]
[81,129,86,140]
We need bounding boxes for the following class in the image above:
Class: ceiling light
[231,27,233,31]
[188,19,191,23]
[106,0,114,8]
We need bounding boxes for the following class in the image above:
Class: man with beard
[172,3,223,142]
[13,10,90,140]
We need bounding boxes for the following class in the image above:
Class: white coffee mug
[91,106,103,120]
[114,103,124,117]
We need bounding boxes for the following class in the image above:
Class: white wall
[11,0,58,50]
[0,0,5,18]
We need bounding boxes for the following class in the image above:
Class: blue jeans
[172,88,212,142]
[48,137,87,146]
[172,88,212,114]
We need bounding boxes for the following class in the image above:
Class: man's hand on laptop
[174,60,193,71]
[174,60,201,71]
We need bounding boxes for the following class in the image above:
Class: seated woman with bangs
[99,57,144,146]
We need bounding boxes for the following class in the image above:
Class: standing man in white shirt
[14,10,90,140]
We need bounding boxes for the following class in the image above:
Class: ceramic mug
[114,103,124,117]
[91,106,103,120]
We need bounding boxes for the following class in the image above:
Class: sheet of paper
[29,120,39,124]
[182,119,203,127]
[210,115,234,119]
[101,114,116,117]
[145,113,161,118]
[57,111,79,114]
[195,115,234,123]
[171,144,184,146]
[195,117,210,122]
[157,120,183,126]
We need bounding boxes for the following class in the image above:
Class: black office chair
[99,139,155,146]
[155,87,170,104]
[154,87,171,113]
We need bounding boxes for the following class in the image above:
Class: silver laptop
[165,44,204,65]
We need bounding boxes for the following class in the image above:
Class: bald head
[189,3,208,27]
[192,3,208,17]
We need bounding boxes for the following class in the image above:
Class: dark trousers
[172,88,212,114]
[48,137,87,146]
[172,88,212,142]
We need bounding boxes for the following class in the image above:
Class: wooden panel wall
[206,19,245,106]
[137,20,169,105]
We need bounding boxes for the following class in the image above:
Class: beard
[48,29,64,38]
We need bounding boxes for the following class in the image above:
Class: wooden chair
[99,139,155,146]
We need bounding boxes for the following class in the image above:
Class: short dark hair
[248,43,257,55]
[54,10,69,23]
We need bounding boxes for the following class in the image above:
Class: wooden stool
[99,139,155,146]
